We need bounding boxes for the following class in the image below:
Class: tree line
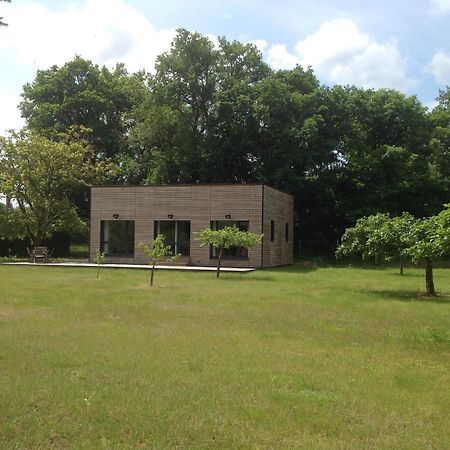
[1,29,449,255]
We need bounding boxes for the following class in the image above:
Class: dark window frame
[154,220,191,256]
[210,220,250,260]
[285,223,289,242]
[100,220,135,257]
[270,220,275,242]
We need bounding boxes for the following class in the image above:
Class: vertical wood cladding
[90,184,292,268]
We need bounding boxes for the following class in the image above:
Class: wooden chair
[31,247,49,263]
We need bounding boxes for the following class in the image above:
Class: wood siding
[90,184,292,268]
[261,185,294,267]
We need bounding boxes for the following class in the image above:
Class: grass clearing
[1,264,449,449]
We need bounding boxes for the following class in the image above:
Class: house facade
[89,184,294,268]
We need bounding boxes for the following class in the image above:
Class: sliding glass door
[100,220,135,257]
[154,221,190,256]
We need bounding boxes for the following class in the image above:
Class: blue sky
[1,0,450,132]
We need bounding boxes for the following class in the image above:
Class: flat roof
[90,183,293,197]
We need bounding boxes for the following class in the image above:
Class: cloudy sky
[1,0,450,132]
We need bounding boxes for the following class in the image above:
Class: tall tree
[205,37,271,182]
[429,87,450,198]
[20,56,146,161]
[252,66,326,192]
[127,29,272,184]
[0,132,109,246]
[331,87,435,220]
[244,78,348,255]
[151,29,218,182]
[300,86,441,255]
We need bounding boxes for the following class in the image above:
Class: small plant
[94,250,105,279]
[138,234,175,287]
[196,226,262,278]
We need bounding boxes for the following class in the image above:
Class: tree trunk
[399,256,404,275]
[151,262,155,287]
[425,257,435,296]
[34,234,43,247]
[217,247,223,278]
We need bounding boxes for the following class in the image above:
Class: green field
[1,264,449,449]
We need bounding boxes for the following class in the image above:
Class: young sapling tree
[94,250,105,279]
[138,234,174,287]
[197,225,262,278]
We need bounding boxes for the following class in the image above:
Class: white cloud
[294,19,370,69]
[0,0,178,133]
[0,4,419,134]
[430,51,450,83]
[266,18,415,91]
[0,89,25,134]
[205,33,220,50]
[430,0,450,14]
[0,0,176,72]
[267,44,298,70]
[248,39,268,54]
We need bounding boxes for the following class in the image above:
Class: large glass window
[210,220,249,259]
[154,221,190,256]
[100,220,135,257]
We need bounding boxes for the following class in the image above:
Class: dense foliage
[20,56,146,162]
[336,212,415,274]
[337,207,450,295]
[197,225,262,277]
[0,132,112,246]
[1,29,449,255]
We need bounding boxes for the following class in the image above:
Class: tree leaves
[0,132,104,245]
[337,207,450,294]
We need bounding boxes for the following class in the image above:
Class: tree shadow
[366,289,450,304]
[260,262,318,274]
[219,274,277,282]
[388,271,423,278]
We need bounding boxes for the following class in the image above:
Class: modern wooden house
[90,184,294,268]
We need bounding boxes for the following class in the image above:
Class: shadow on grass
[335,263,418,273]
[218,274,278,282]
[260,262,318,274]
[367,289,450,304]
[388,271,423,278]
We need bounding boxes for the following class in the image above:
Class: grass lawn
[0,264,449,449]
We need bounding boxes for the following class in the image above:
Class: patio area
[1,261,255,273]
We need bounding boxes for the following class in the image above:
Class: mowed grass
[0,265,449,449]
